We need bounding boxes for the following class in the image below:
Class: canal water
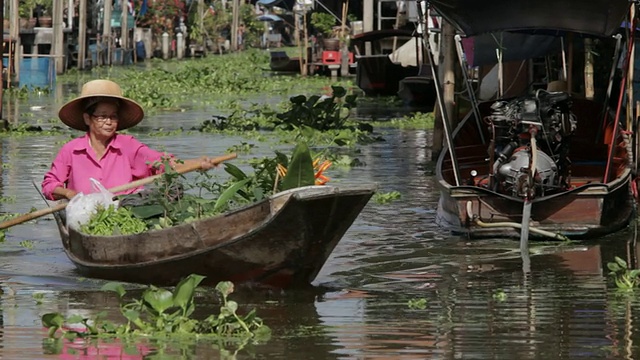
[0,80,639,358]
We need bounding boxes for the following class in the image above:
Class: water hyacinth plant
[42,275,271,341]
[607,256,640,290]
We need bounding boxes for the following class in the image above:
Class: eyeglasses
[91,114,120,123]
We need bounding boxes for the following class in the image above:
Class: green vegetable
[80,205,148,236]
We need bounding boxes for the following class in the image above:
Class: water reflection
[1,89,640,357]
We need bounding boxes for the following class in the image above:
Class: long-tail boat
[430,0,636,239]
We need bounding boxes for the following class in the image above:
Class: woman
[42,79,218,201]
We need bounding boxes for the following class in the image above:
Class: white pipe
[466,201,569,241]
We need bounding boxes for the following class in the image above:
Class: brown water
[1,84,640,359]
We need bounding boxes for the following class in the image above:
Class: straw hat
[58,79,144,131]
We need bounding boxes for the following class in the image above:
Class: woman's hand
[51,187,78,200]
[65,189,78,199]
[199,156,220,170]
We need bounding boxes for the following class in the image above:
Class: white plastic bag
[66,178,119,230]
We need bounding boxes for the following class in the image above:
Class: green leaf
[123,309,141,323]
[615,256,628,268]
[214,178,252,212]
[281,143,315,190]
[215,281,235,297]
[129,204,165,219]
[143,288,174,315]
[332,85,347,98]
[42,313,64,328]
[607,262,621,272]
[290,95,307,105]
[173,274,206,311]
[101,282,127,298]
[66,314,85,324]
[226,300,238,314]
[224,163,248,181]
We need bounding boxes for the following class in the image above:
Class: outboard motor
[486,89,576,198]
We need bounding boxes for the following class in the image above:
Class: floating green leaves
[41,275,271,342]
[407,298,428,310]
[373,191,402,204]
[607,256,640,290]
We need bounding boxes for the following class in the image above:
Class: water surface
[0,83,639,359]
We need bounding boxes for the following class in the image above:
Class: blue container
[113,48,133,65]
[19,57,55,88]
[136,41,146,60]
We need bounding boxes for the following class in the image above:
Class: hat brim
[58,94,144,131]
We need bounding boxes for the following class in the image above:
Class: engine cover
[497,149,558,197]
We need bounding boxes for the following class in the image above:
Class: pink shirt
[42,133,169,200]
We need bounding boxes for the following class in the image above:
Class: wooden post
[67,0,73,28]
[197,0,205,55]
[584,38,594,100]
[303,10,308,75]
[432,21,456,159]
[295,10,303,74]
[10,0,20,84]
[78,0,87,69]
[363,0,373,55]
[443,23,457,127]
[567,33,573,94]
[340,1,349,77]
[628,6,635,130]
[1,0,4,121]
[231,0,239,51]
[121,0,129,54]
[103,0,112,65]
[52,0,65,74]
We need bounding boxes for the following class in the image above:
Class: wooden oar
[0,153,237,230]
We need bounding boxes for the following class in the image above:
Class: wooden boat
[397,68,437,108]
[351,29,419,96]
[269,50,302,72]
[431,0,635,239]
[54,184,376,287]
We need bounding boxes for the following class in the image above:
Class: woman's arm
[50,187,78,200]
[42,146,74,200]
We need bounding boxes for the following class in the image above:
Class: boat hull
[56,185,376,287]
[436,175,634,239]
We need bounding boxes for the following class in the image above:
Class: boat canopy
[464,32,560,66]
[428,0,631,37]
